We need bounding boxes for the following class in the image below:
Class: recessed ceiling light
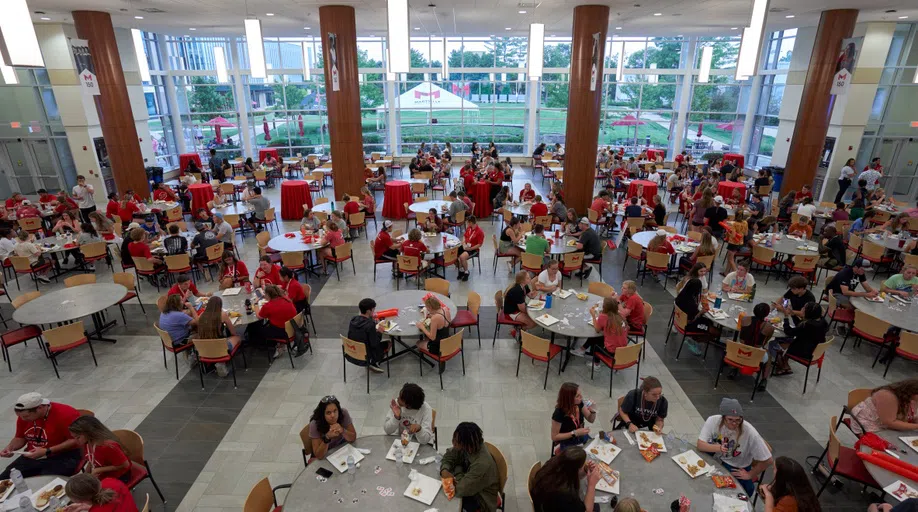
[266,13,274,16]
[550,34,556,37]
[615,26,622,30]
[653,12,662,16]
[785,14,795,18]
[505,27,512,30]
[518,10,526,14]
[413,27,420,30]
[134,15,144,19]
[304,27,310,30]
[730,27,738,30]
[189,27,196,30]
[899,15,909,19]
[369,34,375,37]
[489,34,495,37]
[40,17,50,20]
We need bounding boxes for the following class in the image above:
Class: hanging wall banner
[831,37,861,96]
[70,39,100,96]
[327,33,340,92]
[590,32,600,91]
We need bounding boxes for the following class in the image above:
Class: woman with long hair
[677,262,710,294]
[499,217,524,271]
[759,456,821,512]
[681,230,716,270]
[88,211,114,240]
[69,416,130,482]
[769,302,827,385]
[674,277,719,355]
[550,383,597,452]
[614,498,642,512]
[778,190,796,221]
[416,295,451,358]
[196,296,242,352]
[691,189,715,227]
[64,473,137,512]
[725,210,748,275]
[698,398,773,496]
[563,208,582,237]
[851,379,918,435]
[586,297,629,369]
[530,446,601,512]
[307,395,357,460]
[218,250,249,290]
[647,229,674,255]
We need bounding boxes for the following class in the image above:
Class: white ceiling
[26,0,917,38]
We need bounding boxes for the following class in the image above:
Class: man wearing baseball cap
[825,257,878,311]
[212,213,235,250]
[373,220,402,277]
[574,218,602,280]
[697,397,772,496]
[0,393,81,479]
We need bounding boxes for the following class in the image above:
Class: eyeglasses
[320,395,337,404]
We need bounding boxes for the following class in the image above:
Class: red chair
[281,252,307,281]
[815,416,881,498]
[153,323,193,380]
[396,254,423,290]
[418,330,465,390]
[517,331,563,390]
[826,293,853,333]
[714,341,767,401]
[323,242,356,281]
[191,337,248,389]
[450,291,481,348]
[347,211,368,239]
[750,245,781,284]
[43,321,97,379]
[112,272,146,324]
[840,310,889,356]
[372,240,397,281]
[1,325,43,372]
[520,253,542,275]
[266,313,308,369]
[882,330,918,378]
[9,256,54,291]
[493,290,524,346]
[113,429,166,503]
[641,251,670,289]
[403,203,416,231]
[781,338,833,394]
[782,254,818,284]
[591,342,643,397]
[133,258,167,292]
[623,240,645,275]
[558,252,585,286]
[665,306,714,360]
[627,302,653,360]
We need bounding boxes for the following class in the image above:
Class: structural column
[72,11,150,198]
[562,6,609,213]
[319,6,365,199]
[781,9,858,194]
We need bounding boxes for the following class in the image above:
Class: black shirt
[533,490,583,512]
[624,205,643,218]
[704,206,728,234]
[754,177,770,189]
[620,388,668,429]
[782,289,816,315]
[579,228,602,257]
[504,284,528,315]
[551,403,586,437]
[654,204,666,226]
[824,235,846,265]
[163,235,187,256]
[827,266,866,296]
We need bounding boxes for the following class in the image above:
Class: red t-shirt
[463,173,476,191]
[118,202,140,222]
[343,201,361,216]
[363,194,376,212]
[590,198,608,213]
[254,264,282,286]
[284,278,307,303]
[675,154,684,164]
[17,206,41,219]
[652,241,675,255]
[258,297,297,328]
[325,229,345,248]
[153,189,176,201]
[364,168,374,179]
[489,170,504,184]
[530,202,549,217]
[221,260,249,281]
[81,441,130,480]
[90,479,138,512]
[15,402,80,451]
[596,314,629,352]
[128,242,152,259]
[464,225,484,248]
[519,189,536,202]
[401,240,428,259]
[5,198,23,209]
[374,231,393,258]
[620,292,646,328]
[106,201,119,219]
[39,194,56,204]
[167,283,200,299]
[612,167,629,179]
[795,191,812,202]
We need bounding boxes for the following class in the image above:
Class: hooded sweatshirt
[347,315,381,346]
[383,402,435,445]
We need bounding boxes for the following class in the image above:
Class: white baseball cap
[14,392,50,411]
[656,229,668,236]
[383,220,394,229]
[714,196,724,204]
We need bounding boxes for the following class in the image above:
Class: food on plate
[339,461,347,468]
[590,448,599,455]
[228,311,242,318]
[0,479,11,495]
[411,488,423,497]
[678,456,687,464]
[911,439,918,447]
[652,443,663,450]
[697,459,706,467]
[576,293,588,300]
[687,464,700,477]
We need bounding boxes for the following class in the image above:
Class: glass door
[882,138,918,201]
[27,140,63,191]
[0,140,64,195]
[0,141,36,194]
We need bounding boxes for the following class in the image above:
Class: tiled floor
[0,167,905,511]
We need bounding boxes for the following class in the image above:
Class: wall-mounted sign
[70,39,100,96]
[327,33,340,92]
[831,37,861,96]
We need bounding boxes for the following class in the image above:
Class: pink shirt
[325,229,345,248]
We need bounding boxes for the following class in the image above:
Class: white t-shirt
[0,237,16,261]
[647,173,662,186]
[537,269,561,289]
[698,415,771,469]
[72,184,95,209]
[840,166,856,180]
[722,271,755,290]
[797,204,817,220]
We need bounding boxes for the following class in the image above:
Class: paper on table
[404,473,442,505]
[900,436,918,454]
[712,493,750,512]
[222,287,242,296]
[885,480,918,501]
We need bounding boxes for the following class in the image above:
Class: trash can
[145,166,164,185]
[764,166,784,192]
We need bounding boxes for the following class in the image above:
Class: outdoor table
[383,181,412,219]
[282,435,442,512]
[188,183,215,212]
[13,283,128,342]
[280,180,312,220]
[627,180,657,204]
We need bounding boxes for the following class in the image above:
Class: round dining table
[280,180,313,220]
[375,290,456,339]
[13,283,128,342]
[213,288,263,326]
[516,232,580,257]
[857,428,918,491]
[383,180,412,219]
[211,203,254,216]
[627,180,658,204]
[717,181,747,203]
[188,183,215,211]
[408,200,451,215]
[395,232,459,255]
[282,435,442,512]
[267,232,329,254]
[864,232,912,253]
[507,202,533,217]
[850,296,918,332]
[631,231,696,254]
[751,234,819,257]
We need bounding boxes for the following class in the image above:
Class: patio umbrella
[263,116,272,141]
[203,116,236,144]
[611,114,646,126]
[298,114,304,136]
[716,120,740,131]
[697,123,703,137]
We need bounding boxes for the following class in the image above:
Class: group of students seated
[0,393,141,512]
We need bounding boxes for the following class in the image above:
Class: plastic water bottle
[18,496,35,512]
[394,444,404,469]
[714,290,723,309]
[10,468,26,493]
[545,294,553,309]
[434,450,443,465]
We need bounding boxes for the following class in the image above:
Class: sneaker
[86,264,95,272]
[590,361,602,370]
[583,267,593,279]
[272,348,281,359]
[569,348,587,358]
[368,363,384,374]
[215,363,229,377]
[686,339,703,356]
[506,260,514,272]
[756,380,768,392]
[37,275,51,284]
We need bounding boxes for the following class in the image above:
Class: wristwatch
[45,448,51,457]
[321,435,330,444]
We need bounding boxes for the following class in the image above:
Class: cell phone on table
[315,467,333,478]
[255,288,264,301]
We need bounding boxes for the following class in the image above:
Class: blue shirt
[850,217,865,234]
[159,311,192,345]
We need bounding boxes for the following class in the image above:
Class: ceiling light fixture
[135,15,144,19]
[302,42,312,80]
[0,0,45,67]
[213,46,228,83]
[519,10,527,14]
[616,40,625,81]
[505,27,512,30]
[736,0,770,79]
[304,26,310,30]
[413,27,420,30]
[653,12,662,16]
[387,0,410,73]
[130,28,151,82]
[899,15,909,19]
[698,45,713,83]
[40,17,50,21]
[785,14,794,18]
[0,52,16,84]
[266,13,274,16]
[730,27,738,30]
[189,27,196,30]
[244,18,266,78]
[615,26,622,30]
[528,22,544,80]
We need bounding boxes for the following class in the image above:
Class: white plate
[635,431,667,452]
[900,436,918,453]
[385,439,420,464]
[403,472,441,505]
[528,300,545,311]
[556,289,574,299]
[326,443,365,473]
[671,450,715,478]
[885,480,918,501]
[30,477,67,511]
[535,314,559,326]
[594,468,620,494]
[221,287,242,296]
[585,438,621,465]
